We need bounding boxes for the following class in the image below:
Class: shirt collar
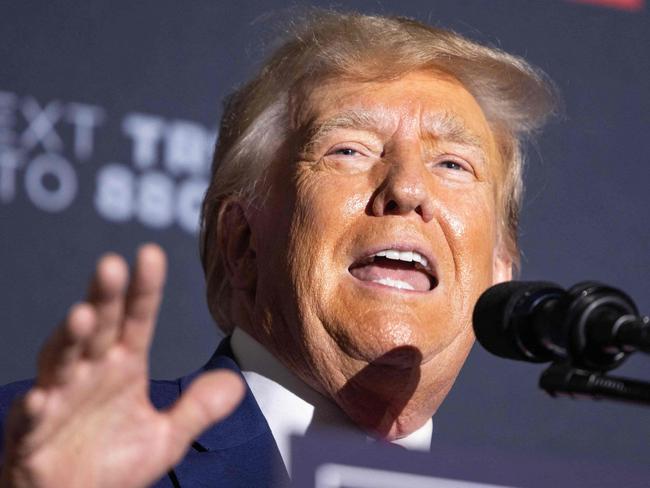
[230,327,432,470]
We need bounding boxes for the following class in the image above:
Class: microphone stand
[540,310,650,406]
[540,361,650,406]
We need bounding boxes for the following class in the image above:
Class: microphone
[473,280,649,371]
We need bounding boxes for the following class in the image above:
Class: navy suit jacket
[0,338,290,487]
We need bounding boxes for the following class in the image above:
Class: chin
[332,314,462,369]
[333,281,466,361]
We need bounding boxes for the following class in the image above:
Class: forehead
[296,71,496,147]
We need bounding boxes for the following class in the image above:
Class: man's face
[247,71,511,438]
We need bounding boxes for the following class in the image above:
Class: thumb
[164,370,245,461]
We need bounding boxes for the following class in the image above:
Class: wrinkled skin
[226,71,512,439]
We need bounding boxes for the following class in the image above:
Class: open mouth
[348,249,437,292]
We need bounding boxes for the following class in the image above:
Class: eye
[333,147,360,156]
[321,143,377,174]
[438,160,465,171]
[324,143,371,160]
[431,156,477,181]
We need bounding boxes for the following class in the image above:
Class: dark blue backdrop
[1,0,648,484]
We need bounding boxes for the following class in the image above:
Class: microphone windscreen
[472,281,562,361]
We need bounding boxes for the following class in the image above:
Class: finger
[37,303,96,387]
[3,387,47,457]
[120,243,167,353]
[164,370,244,463]
[85,253,129,358]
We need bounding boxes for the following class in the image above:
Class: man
[0,10,555,488]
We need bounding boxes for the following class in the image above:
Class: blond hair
[200,10,557,332]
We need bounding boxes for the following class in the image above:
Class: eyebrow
[422,111,485,149]
[303,108,486,153]
[302,109,386,152]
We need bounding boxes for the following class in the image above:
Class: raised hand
[0,244,244,488]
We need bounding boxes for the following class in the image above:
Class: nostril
[385,200,398,213]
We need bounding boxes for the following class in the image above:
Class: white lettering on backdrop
[0,90,213,234]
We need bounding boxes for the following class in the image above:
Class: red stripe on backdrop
[569,0,645,11]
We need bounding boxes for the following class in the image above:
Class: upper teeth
[372,249,429,269]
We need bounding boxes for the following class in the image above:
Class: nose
[371,149,434,223]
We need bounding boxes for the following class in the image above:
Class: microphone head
[472,281,564,362]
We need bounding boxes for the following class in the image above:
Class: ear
[217,199,257,290]
[492,239,513,285]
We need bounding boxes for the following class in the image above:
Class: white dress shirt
[230,327,433,472]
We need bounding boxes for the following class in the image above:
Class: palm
[1,245,243,488]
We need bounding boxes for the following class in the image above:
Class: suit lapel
[170,338,290,487]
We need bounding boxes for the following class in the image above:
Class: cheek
[286,173,368,304]
[342,192,367,216]
[292,170,369,241]
[296,169,368,218]
[439,188,499,292]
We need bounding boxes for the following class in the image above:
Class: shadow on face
[333,345,422,438]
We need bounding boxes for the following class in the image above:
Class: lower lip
[346,271,436,295]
